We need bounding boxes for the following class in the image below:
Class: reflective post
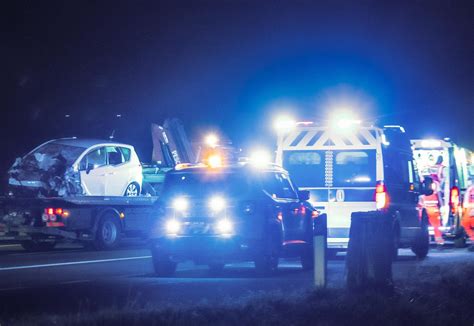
[313,213,327,287]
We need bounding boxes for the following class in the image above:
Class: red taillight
[45,208,54,215]
[450,186,460,214]
[55,208,63,215]
[375,181,389,210]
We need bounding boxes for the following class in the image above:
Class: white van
[276,121,429,258]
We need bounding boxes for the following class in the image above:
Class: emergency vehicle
[411,138,472,246]
[149,160,317,276]
[275,117,431,258]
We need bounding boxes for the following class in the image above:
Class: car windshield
[161,171,250,198]
[24,142,86,166]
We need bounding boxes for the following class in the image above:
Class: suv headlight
[172,197,189,212]
[209,196,226,212]
[165,219,181,235]
[216,219,233,234]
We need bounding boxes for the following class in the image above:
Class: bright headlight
[165,219,181,235]
[172,197,189,212]
[216,219,233,234]
[209,196,226,212]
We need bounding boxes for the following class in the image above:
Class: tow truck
[0,119,193,251]
[411,138,473,246]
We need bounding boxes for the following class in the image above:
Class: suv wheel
[151,247,177,277]
[255,233,280,275]
[411,210,430,259]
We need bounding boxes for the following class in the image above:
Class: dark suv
[150,163,317,276]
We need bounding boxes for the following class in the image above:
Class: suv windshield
[161,171,250,198]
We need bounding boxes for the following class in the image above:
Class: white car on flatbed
[8,138,143,197]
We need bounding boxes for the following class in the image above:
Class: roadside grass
[5,262,474,326]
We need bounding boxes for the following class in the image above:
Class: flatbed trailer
[0,195,159,251]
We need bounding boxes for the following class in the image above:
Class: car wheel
[21,241,56,252]
[151,247,177,277]
[92,214,122,250]
[411,210,430,259]
[124,183,140,197]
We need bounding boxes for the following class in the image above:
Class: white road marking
[0,245,20,248]
[60,280,91,285]
[0,255,152,271]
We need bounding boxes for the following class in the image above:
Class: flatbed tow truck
[0,119,193,251]
[0,195,159,251]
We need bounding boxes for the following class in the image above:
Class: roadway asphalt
[0,242,472,319]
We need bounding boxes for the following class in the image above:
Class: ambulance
[411,138,472,246]
[275,117,430,258]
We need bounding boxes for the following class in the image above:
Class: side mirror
[421,176,434,196]
[298,190,310,201]
[86,163,94,174]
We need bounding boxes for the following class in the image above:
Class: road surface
[0,242,472,318]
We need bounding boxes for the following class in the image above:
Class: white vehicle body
[276,124,385,249]
[10,138,143,197]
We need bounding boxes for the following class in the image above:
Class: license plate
[187,222,210,235]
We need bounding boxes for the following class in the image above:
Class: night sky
[1,0,473,182]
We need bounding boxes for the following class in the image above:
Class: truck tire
[92,214,122,250]
[411,211,430,259]
[21,241,56,252]
[151,247,177,277]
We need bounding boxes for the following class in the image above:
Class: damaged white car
[8,138,143,197]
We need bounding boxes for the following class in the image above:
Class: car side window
[120,147,131,162]
[261,172,298,200]
[106,147,124,166]
[80,147,107,170]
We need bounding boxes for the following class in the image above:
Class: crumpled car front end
[7,142,85,197]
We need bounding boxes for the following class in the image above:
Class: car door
[104,146,129,196]
[79,147,108,196]
[260,172,303,242]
